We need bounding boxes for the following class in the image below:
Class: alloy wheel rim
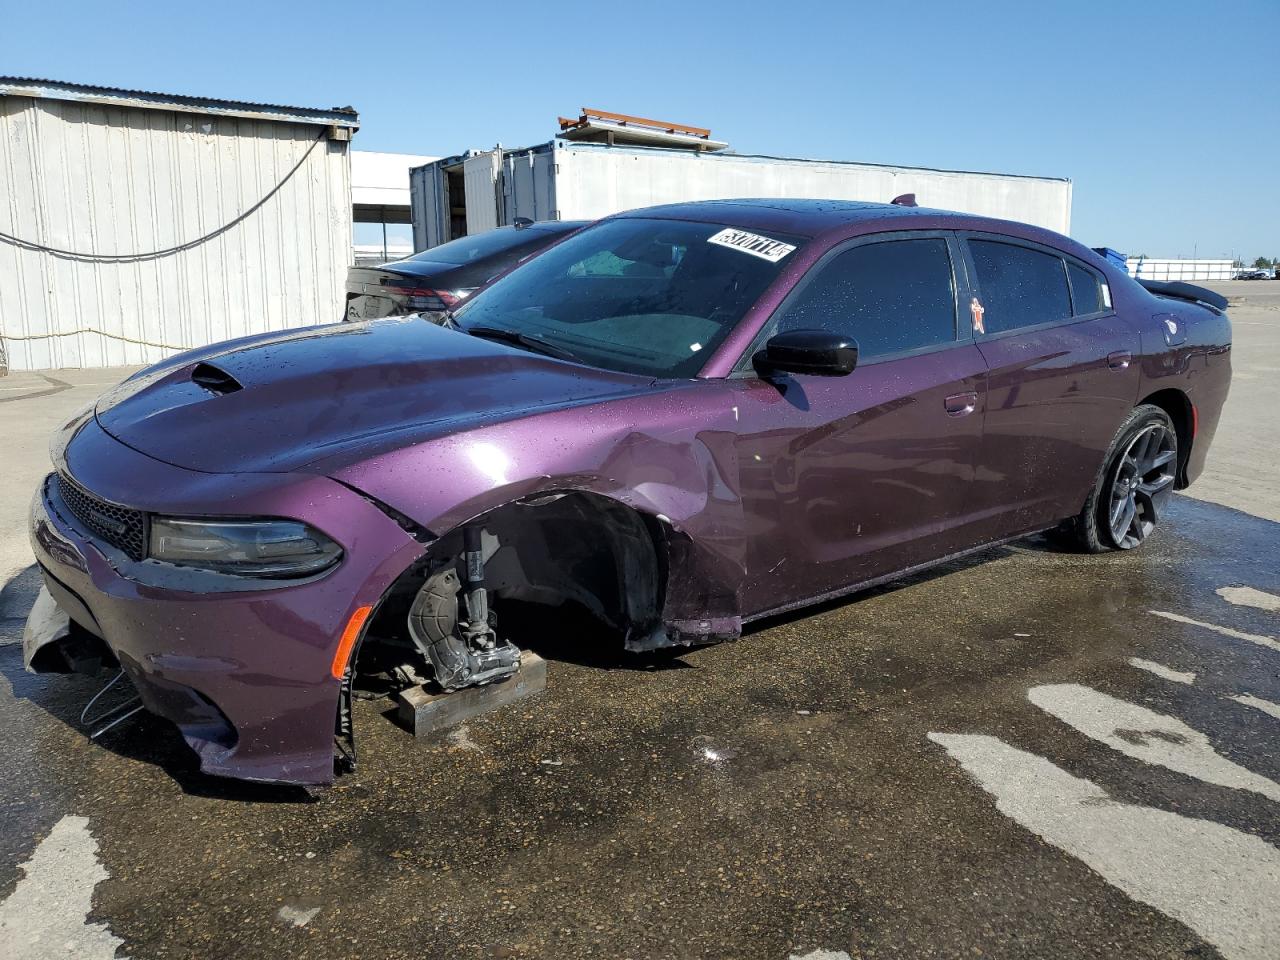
[1107,423,1176,549]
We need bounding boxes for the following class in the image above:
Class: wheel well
[363,491,669,657]
[335,491,672,773]
[1139,388,1193,488]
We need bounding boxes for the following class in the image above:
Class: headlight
[148,518,342,578]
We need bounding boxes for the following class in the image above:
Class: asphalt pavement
[1,282,1277,960]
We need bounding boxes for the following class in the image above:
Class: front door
[729,232,989,617]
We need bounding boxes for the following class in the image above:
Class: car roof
[526,219,590,232]
[614,198,1096,265]
[615,198,951,235]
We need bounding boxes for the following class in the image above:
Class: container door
[502,149,559,224]
[409,161,450,251]
[463,151,502,235]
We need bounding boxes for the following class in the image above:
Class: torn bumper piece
[28,462,424,786]
[22,585,73,672]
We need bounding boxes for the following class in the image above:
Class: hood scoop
[191,362,243,396]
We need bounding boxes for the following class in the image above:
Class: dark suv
[345,220,587,321]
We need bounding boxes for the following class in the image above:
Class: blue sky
[4,0,1277,259]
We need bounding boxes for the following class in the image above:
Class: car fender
[328,386,750,645]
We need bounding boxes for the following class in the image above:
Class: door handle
[1107,350,1132,370]
[944,391,978,417]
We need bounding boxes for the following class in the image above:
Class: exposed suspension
[406,526,521,691]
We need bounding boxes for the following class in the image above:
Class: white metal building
[412,138,1072,251]
[352,150,436,264]
[1125,258,1235,281]
[0,77,359,372]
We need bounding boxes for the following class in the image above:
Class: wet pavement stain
[0,494,1277,959]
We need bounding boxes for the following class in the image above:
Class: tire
[1053,404,1178,553]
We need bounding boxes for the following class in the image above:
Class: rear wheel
[1054,405,1178,553]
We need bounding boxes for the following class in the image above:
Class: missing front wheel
[407,528,521,691]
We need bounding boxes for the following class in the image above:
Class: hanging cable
[0,327,193,350]
[0,128,327,263]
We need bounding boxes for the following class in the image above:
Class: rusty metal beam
[559,108,711,139]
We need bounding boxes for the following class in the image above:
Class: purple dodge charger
[27,200,1232,786]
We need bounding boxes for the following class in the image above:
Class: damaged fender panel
[327,386,753,650]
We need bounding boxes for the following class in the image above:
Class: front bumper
[29,417,427,785]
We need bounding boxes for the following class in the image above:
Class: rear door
[959,234,1139,538]
[730,232,990,612]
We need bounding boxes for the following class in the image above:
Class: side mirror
[755,329,858,377]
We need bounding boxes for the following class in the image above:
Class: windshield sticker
[706,228,797,263]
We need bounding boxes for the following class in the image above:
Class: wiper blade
[464,325,579,362]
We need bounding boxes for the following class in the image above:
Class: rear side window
[773,238,957,360]
[968,240,1072,334]
[1067,261,1106,315]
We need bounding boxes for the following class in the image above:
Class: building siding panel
[0,96,351,371]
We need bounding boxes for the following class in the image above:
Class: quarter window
[1067,261,1106,315]
[773,238,957,360]
[968,240,1072,334]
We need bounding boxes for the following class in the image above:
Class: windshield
[451,218,806,377]
[401,226,563,266]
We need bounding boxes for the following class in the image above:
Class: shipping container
[410,139,1072,251]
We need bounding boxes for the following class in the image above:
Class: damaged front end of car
[334,485,744,771]
[30,462,742,788]
[31,361,749,788]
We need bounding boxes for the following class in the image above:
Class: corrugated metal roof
[0,76,359,128]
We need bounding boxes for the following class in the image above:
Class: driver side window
[774,238,959,360]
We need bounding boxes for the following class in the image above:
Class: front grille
[54,473,148,561]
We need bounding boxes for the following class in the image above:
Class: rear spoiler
[1137,279,1229,313]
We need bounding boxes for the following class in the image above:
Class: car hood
[94,318,659,474]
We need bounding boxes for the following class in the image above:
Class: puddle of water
[1228,694,1280,721]
[1149,611,1280,654]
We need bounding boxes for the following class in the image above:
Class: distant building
[352,241,415,267]
[352,150,436,264]
[1125,258,1234,281]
